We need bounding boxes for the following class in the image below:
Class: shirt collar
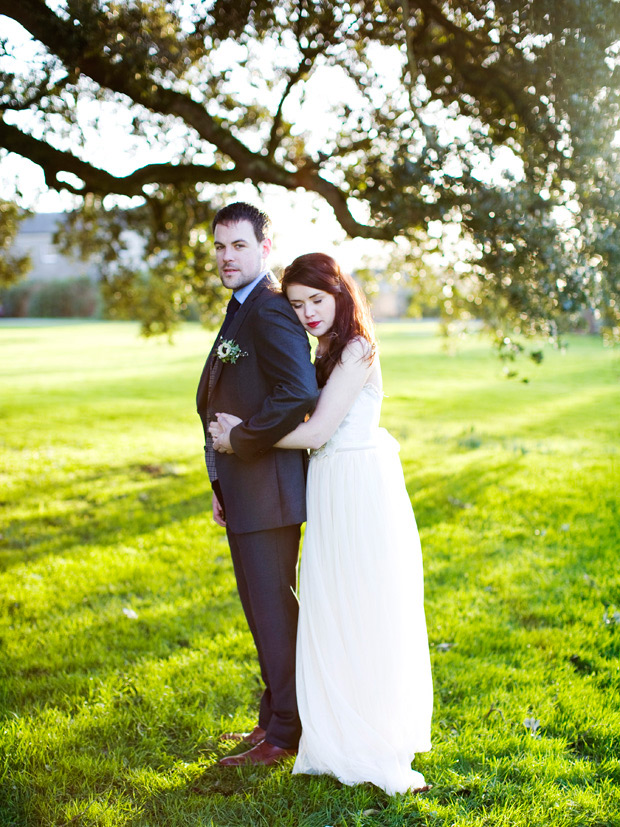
[233,272,269,305]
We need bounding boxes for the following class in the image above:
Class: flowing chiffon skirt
[292,386,433,795]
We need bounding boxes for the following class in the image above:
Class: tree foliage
[0,0,619,336]
[0,200,30,288]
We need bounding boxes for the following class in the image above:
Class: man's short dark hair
[212,202,272,242]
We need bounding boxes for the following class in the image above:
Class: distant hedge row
[0,277,101,318]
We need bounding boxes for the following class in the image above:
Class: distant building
[12,212,147,284]
[11,212,98,283]
[368,279,411,320]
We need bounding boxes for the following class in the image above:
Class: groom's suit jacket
[196,275,319,535]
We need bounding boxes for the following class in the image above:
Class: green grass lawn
[1,320,618,827]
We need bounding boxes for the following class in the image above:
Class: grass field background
[1,320,618,826]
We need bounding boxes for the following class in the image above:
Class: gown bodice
[311,383,384,459]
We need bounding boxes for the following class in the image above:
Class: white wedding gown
[292,383,433,796]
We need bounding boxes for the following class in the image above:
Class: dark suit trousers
[226,524,302,749]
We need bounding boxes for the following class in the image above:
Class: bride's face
[286,283,337,338]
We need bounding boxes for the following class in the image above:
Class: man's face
[214,220,272,291]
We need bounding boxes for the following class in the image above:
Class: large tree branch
[292,166,395,239]
[0,117,393,238]
[0,120,239,194]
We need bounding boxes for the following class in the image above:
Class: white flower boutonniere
[216,338,248,364]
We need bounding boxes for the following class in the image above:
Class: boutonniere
[216,338,248,364]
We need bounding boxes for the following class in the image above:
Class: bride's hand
[208,420,224,438]
[208,413,242,438]
[211,412,242,453]
[216,413,242,430]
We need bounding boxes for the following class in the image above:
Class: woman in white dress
[211,253,433,795]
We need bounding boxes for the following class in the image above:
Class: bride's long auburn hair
[281,253,376,387]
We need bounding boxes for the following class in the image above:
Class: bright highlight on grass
[1,320,618,826]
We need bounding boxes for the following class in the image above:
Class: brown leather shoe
[218,740,297,767]
[219,725,266,746]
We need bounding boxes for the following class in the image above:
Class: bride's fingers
[218,413,242,428]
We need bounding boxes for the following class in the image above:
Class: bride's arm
[274,338,373,451]
[210,338,375,452]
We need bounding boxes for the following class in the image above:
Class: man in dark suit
[196,202,319,766]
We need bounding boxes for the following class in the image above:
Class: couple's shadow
[192,741,386,801]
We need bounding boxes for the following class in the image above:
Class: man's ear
[261,237,273,260]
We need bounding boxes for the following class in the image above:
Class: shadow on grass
[137,762,388,827]
[2,592,248,703]
[404,454,522,530]
[0,462,213,572]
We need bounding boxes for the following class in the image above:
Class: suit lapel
[198,275,275,406]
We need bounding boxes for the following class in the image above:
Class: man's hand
[209,413,243,453]
[212,491,226,527]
